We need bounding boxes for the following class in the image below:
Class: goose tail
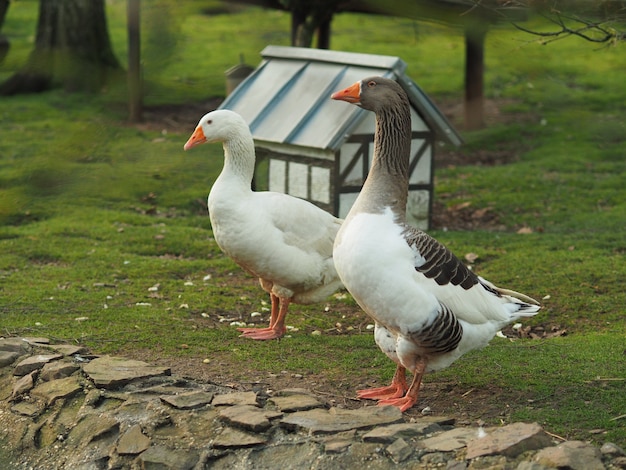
[480,277,542,318]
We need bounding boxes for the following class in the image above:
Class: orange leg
[238,293,288,340]
[378,357,427,412]
[357,365,407,400]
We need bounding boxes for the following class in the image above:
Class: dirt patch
[132,97,224,133]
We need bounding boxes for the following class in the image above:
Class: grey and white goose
[331,77,541,411]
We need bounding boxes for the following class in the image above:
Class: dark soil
[121,97,553,425]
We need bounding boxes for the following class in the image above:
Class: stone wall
[1,337,624,469]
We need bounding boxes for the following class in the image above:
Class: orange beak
[184,126,207,150]
[331,81,361,104]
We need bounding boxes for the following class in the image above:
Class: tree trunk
[316,17,331,49]
[0,0,121,95]
[127,0,142,122]
[0,0,10,63]
[464,22,488,130]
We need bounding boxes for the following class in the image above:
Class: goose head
[183,109,248,150]
[331,76,407,113]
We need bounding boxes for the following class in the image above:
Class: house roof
[219,45,463,151]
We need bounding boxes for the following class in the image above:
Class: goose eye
[367,81,376,88]
[207,119,213,125]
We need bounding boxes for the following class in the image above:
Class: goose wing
[402,225,538,324]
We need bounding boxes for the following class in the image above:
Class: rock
[386,437,413,463]
[420,427,481,452]
[421,451,453,466]
[82,356,170,388]
[13,354,63,376]
[138,444,199,470]
[43,343,88,356]
[516,462,551,470]
[159,390,214,409]
[39,361,80,381]
[246,442,322,469]
[280,405,403,434]
[219,404,282,432]
[211,426,267,449]
[11,401,44,417]
[446,460,468,470]
[363,421,442,443]
[30,376,83,405]
[117,424,151,455]
[212,390,258,406]
[0,350,20,368]
[465,422,552,459]
[67,414,119,447]
[324,438,353,453]
[21,337,50,345]
[268,393,325,412]
[535,440,604,470]
[0,337,613,470]
[11,371,36,398]
[613,456,626,469]
[0,337,31,354]
[601,442,625,456]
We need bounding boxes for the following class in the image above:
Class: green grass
[0,1,624,446]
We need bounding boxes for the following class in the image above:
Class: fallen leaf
[464,252,479,263]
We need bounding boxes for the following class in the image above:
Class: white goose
[184,110,343,340]
[331,77,541,411]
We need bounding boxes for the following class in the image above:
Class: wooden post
[128,0,142,122]
[464,21,487,130]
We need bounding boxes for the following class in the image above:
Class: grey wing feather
[402,225,478,290]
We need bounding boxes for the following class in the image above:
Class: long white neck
[218,128,257,188]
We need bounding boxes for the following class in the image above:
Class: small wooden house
[220,46,462,229]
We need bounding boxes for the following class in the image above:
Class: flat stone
[612,456,626,469]
[363,421,442,443]
[0,338,31,354]
[30,376,83,405]
[446,461,468,470]
[67,414,119,447]
[0,350,20,368]
[420,427,482,452]
[280,405,403,435]
[117,424,151,455]
[534,440,604,470]
[11,401,45,417]
[219,404,282,432]
[465,422,552,459]
[21,337,50,345]
[40,361,80,381]
[246,442,324,469]
[211,426,267,449]
[212,391,258,406]
[269,394,324,412]
[421,415,456,426]
[13,354,63,376]
[12,371,36,397]
[82,356,170,389]
[324,439,353,453]
[601,442,625,457]
[386,437,413,463]
[44,344,88,356]
[138,444,199,470]
[516,462,552,470]
[159,390,214,409]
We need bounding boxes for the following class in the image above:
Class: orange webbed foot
[237,326,286,340]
